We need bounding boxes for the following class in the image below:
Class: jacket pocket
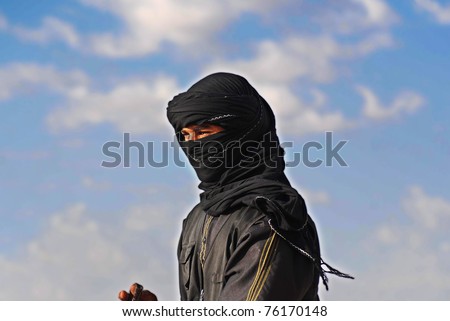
[180,242,195,290]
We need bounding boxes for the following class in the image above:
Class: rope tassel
[319,258,355,291]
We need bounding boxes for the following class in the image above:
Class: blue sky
[1,0,449,300]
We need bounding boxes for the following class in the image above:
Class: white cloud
[1,66,421,137]
[12,17,80,47]
[323,186,450,300]
[1,0,286,58]
[315,0,398,34]
[46,76,180,134]
[0,2,409,137]
[3,0,398,59]
[355,0,398,27]
[125,204,174,231]
[357,85,425,121]
[299,188,331,205]
[260,84,357,136]
[250,83,356,136]
[0,202,184,300]
[402,185,450,230]
[81,176,111,191]
[78,0,283,57]
[0,63,89,101]
[344,32,395,56]
[0,63,178,135]
[205,34,394,84]
[376,225,400,244]
[0,12,7,30]
[415,0,450,24]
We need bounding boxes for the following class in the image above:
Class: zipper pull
[200,289,204,301]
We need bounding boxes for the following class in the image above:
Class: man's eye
[198,130,213,135]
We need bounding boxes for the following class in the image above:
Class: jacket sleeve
[218,218,318,301]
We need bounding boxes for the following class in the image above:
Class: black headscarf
[166,72,308,232]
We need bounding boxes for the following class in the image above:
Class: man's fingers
[140,290,158,301]
[131,283,143,301]
[118,290,131,301]
[119,283,158,301]
[129,283,142,298]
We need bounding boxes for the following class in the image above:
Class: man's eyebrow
[193,124,213,130]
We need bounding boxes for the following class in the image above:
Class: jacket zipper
[199,215,213,301]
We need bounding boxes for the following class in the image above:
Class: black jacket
[177,203,321,301]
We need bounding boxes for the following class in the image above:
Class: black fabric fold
[200,174,309,232]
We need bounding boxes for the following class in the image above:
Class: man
[119,72,352,301]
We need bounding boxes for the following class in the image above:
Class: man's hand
[118,283,158,301]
